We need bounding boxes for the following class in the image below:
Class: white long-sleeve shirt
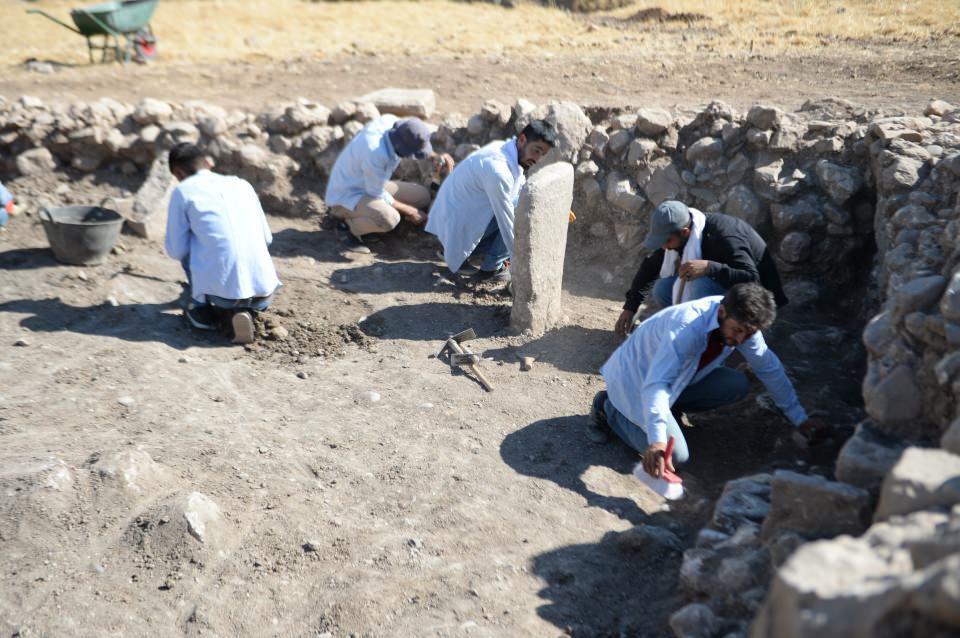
[426,138,524,273]
[324,114,400,211]
[165,170,280,304]
[601,296,807,445]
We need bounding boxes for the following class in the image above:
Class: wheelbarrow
[28,0,159,65]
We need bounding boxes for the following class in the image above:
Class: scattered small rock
[519,356,535,371]
[117,396,136,407]
[14,338,30,347]
[297,371,308,379]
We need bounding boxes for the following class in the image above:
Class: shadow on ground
[0,247,61,270]
[484,325,620,375]
[0,298,230,350]
[531,532,685,637]
[358,301,510,341]
[330,261,441,295]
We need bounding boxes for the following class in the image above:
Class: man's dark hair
[520,119,558,147]
[722,283,777,331]
[168,143,207,175]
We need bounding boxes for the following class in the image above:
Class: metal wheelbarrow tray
[28,0,159,64]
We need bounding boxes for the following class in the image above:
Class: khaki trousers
[331,181,431,237]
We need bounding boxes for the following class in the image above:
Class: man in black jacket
[614,200,788,336]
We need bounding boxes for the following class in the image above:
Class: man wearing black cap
[614,200,788,336]
[326,115,454,253]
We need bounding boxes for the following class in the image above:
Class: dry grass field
[6,0,959,66]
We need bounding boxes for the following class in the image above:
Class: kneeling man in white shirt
[426,119,557,283]
[164,143,281,344]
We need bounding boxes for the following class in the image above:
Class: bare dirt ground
[1,0,955,635]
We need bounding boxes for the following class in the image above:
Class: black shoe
[186,303,221,331]
[588,391,611,442]
[473,263,511,283]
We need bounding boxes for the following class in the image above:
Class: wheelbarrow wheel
[133,26,157,63]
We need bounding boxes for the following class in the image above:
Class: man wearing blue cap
[614,200,788,336]
[326,115,454,253]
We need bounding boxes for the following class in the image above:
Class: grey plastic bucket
[39,205,124,266]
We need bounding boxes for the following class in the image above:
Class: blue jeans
[180,257,273,312]
[0,207,8,228]
[601,367,750,464]
[470,217,510,272]
[652,275,726,307]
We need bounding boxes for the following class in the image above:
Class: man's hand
[641,442,674,479]
[797,417,831,445]
[436,153,455,177]
[678,259,710,281]
[396,202,427,226]
[615,309,636,337]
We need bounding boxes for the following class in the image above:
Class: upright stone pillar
[510,162,575,334]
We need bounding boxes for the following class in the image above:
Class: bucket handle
[39,207,54,224]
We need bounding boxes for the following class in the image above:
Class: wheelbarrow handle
[27,9,82,34]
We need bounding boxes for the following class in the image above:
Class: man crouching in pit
[164,143,282,344]
[591,282,830,479]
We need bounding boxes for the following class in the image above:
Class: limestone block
[685,136,723,163]
[925,99,955,117]
[669,603,717,638]
[479,99,511,128]
[605,173,645,213]
[836,422,908,492]
[881,156,924,192]
[725,185,764,229]
[779,231,812,263]
[642,160,683,206]
[864,364,923,426]
[815,159,863,205]
[357,88,435,118]
[330,100,358,124]
[530,101,592,165]
[126,152,174,239]
[875,447,960,520]
[942,418,960,455]
[746,105,784,131]
[941,271,960,322]
[15,147,56,176]
[760,470,871,540]
[711,474,772,534]
[751,537,913,638]
[511,162,574,335]
[132,97,173,125]
[635,107,672,136]
[893,275,947,318]
[606,129,632,156]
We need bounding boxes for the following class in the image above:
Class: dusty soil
[2,175,862,635]
[3,47,958,117]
